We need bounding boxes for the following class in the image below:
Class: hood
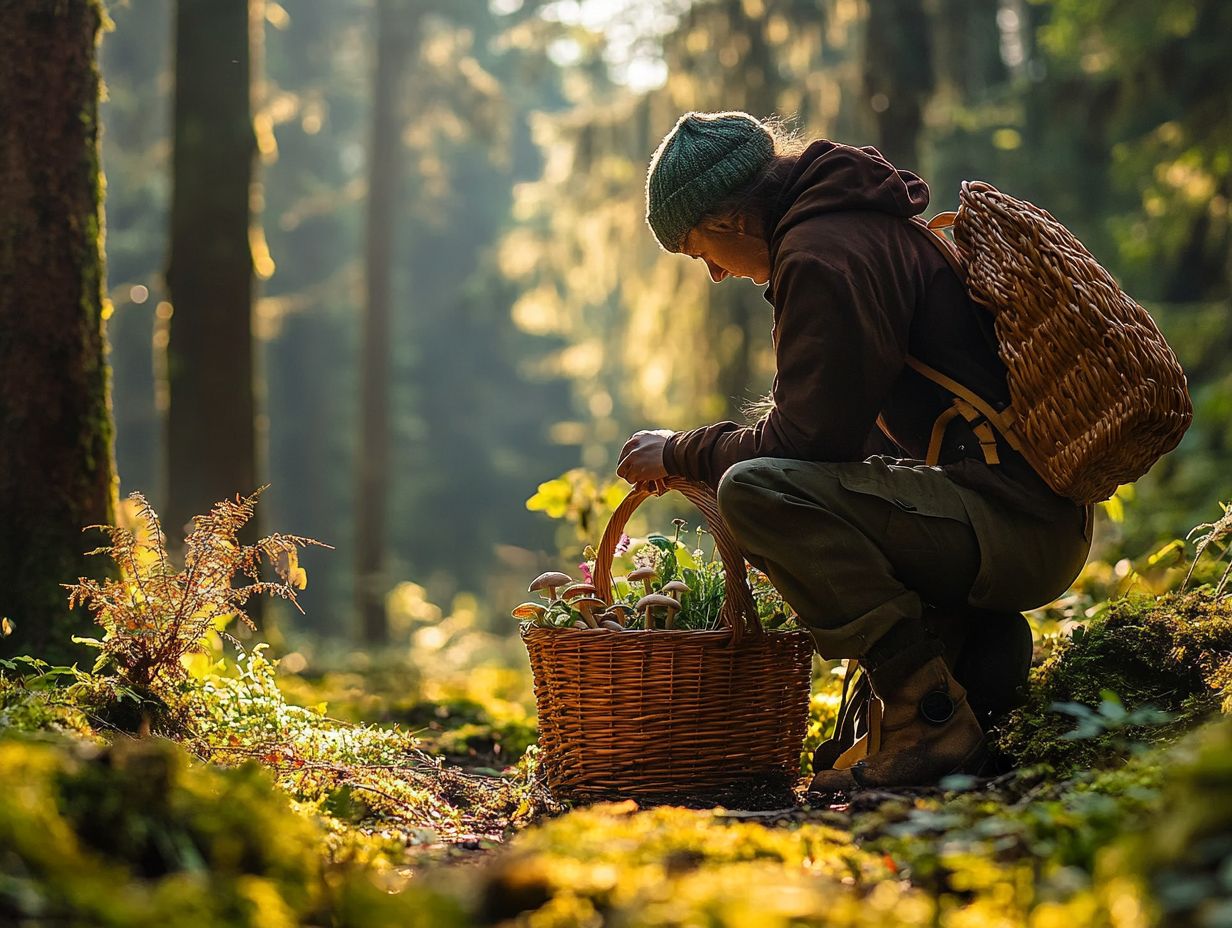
[768,140,930,255]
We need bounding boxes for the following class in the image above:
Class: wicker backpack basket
[521,476,814,804]
[908,180,1193,504]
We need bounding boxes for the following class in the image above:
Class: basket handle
[591,476,761,644]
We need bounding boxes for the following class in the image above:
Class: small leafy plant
[1052,689,1172,751]
[64,489,328,693]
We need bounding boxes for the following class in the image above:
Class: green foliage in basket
[519,521,798,632]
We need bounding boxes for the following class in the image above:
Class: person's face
[681,216,771,285]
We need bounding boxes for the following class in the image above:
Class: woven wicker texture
[942,181,1193,504]
[523,476,814,801]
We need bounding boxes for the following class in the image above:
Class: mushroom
[560,581,599,602]
[572,620,589,629]
[511,602,547,623]
[636,593,681,630]
[571,595,607,629]
[627,566,656,597]
[528,571,572,601]
[605,604,634,628]
[599,618,624,631]
[662,580,689,603]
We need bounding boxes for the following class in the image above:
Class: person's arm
[662,248,914,488]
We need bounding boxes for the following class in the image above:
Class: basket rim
[519,623,813,645]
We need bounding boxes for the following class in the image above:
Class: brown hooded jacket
[662,140,1079,515]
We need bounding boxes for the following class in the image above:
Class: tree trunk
[862,0,933,169]
[164,0,261,551]
[356,0,419,645]
[0,0,117,662]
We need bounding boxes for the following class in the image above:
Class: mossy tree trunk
[0,0,118,662]
[356,0,420,645]
[164,0,261,555]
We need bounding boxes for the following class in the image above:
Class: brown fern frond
[62,488,328,693]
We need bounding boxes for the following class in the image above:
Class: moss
[995,591,1232,773]
[476,802,931,926]
[0,736,465,927]
[1097,714,1232,927]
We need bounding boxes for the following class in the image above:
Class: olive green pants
[715,457,1091,659]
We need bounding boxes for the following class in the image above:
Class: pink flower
[614,533,631,556]
[578,562,593,584]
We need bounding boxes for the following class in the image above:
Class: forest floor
[3,587,1232,927]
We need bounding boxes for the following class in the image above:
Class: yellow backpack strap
[910,215,968,284]
[923,399,1002,466]
[906,354,1022,462]
[925,405,962,465]
[927,211,958,231]
[950,397,1002,466]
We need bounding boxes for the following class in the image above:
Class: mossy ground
[3,588,1230,926]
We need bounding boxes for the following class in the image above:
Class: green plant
[1052,690,1172,750]
[63,490,328,693]
[520,520,798,632]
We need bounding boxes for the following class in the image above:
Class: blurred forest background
[96,0,1229,645]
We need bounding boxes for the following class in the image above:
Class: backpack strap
[907,354,1022,458]
[899,215,1026,466]
[911,214,968,286]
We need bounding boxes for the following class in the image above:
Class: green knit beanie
[645,110,775,253]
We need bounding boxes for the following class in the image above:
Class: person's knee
[715,458,781,527]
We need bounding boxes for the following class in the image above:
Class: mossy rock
[997,591,1232,773]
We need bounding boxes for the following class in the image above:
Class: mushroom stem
[572,596,605,629]
[606,604,633,628]
[636,593,680,632]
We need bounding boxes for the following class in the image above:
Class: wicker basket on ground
[521,476,814,804]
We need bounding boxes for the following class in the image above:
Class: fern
[64,488,329,692]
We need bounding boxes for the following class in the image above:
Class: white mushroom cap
[627,566,656,582]
[636,592,681,629]
[529,571,573,598]
[635,593,679,611]
[662,580,689,599]
[560,582,599,601]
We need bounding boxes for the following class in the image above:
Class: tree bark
[862,0,933,169]
[164,0,261,549]
[0,0,118,662]
[356,0,419,645]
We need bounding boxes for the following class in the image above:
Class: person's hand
[616,429,673,484]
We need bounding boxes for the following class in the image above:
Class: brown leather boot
[808,639,986,795]
[921,604,1035,731]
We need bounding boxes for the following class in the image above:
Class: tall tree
[164,0,262,545]
[0,0,117,662]
[862,0,933,169]
[356,0,421,644]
